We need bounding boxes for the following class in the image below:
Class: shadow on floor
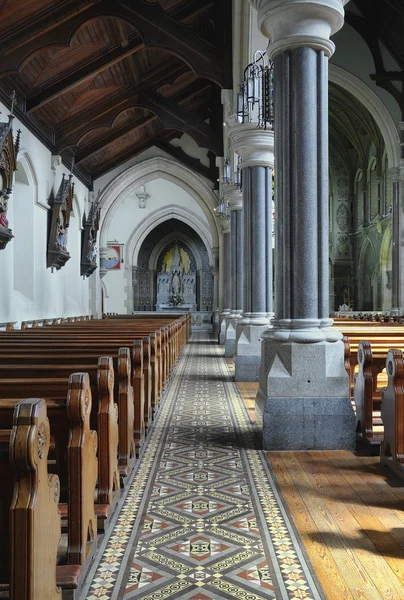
[306,529,404,559]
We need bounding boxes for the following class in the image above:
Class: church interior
[1,0,404,598]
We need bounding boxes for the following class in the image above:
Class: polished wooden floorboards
[236,381,404,600]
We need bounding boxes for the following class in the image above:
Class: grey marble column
[224,185,243,357]
[212,247,220,335]
[219,222,231,344]
[229,125,274,381]
[251,0,355,450]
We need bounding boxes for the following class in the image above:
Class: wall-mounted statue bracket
[0,91,21,251]
[81,192,100,277]
[46,172,74,270]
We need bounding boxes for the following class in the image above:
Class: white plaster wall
[102,177,212,314]
[0,100,95,323]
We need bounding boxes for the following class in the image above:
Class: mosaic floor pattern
[82,334,324,600]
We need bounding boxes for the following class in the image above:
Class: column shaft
[223,231,231,310]
[236,209,244,312]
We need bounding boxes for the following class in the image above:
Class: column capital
[250,0,349,59]
[229,122,274,168]
[223,183,243,210]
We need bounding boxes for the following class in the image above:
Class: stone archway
[97,156,220,250]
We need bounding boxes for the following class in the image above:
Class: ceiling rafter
[25,32,145,112]
[56,60,189,148]
[74,83,216,167]
[0,0,96,52]
[117,1,225,86]
[74,114,156,164]
[24,1,216,112]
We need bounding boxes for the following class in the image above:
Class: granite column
[230,124,274,380]
[251,0,355,449]
[224,185,244,356]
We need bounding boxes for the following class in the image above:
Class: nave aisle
[81,334,323,600]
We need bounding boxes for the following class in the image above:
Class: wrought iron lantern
[237,50,274,129]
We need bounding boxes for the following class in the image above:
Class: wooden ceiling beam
[90,138,156,181]
[73,80,212,164]
[0,2,115,78]
[0,1,96,52]
[56,60,188,148]
[118,1,224,86]
[75,115,156,164]
[24,0,216,112]
[26,32,145,112]
[135,89,222,155]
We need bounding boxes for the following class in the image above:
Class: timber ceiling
[0,0,232,187]
[346,0,404,118]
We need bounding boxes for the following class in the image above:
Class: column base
[234,322,269,381]
[219,311,230,345]
[255,335,355,450]
[224,317,237,357]
[256,394,355,450]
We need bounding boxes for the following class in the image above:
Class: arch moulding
[98,156,220,249]
[329,65,400,169]
[127,205,214,267]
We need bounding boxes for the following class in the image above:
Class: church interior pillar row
[230,124,274,381]
[219,221,231,344]
[251,0,355,450]
[223,185,243,356]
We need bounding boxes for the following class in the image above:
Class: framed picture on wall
[105,244,121,270]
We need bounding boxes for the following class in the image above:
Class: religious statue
[56,224,65,249]
[171,270,181,295]
[0,188,11,230]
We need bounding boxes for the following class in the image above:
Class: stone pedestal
[251,0,355,450]
[256,335,354,449]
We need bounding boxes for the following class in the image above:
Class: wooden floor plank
[294,451,404,600]
[269,452,354,600]
[237,382,404,599]
[276,451,384,600]
[304,451,404,596]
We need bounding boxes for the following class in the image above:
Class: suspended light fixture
[234,156,242,190]
[214,194,230,220]
[237,50,274,129]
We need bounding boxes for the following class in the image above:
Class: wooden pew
[0,398,61,600]
[380,349,404,479]
[0,358,119,521]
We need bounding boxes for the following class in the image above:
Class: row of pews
[0,312,190,600]
[334,317,404,476]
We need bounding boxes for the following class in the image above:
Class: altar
[156,243,197,311]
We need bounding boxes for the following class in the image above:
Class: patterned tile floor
[81,334,325,600]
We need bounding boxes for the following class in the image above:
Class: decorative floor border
[81,335,325,600]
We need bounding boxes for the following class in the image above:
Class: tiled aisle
[82,334,324,600]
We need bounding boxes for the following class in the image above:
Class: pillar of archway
[219,219,231,344]
[230,123,274,381]
[223,184,244,357]
[251,0,355,450]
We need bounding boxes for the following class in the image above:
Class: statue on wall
[0,90,21,251]
[46,172,74,270]
[80,192,100,277]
